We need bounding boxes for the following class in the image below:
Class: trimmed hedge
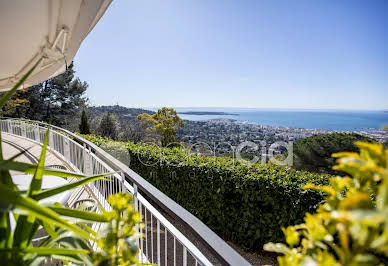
[81,134,329,249]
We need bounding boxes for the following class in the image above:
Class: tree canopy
[0,62,88,128]
[137,107,184,147]
[79,109,91,134]
[97,112,119,140]
[293,132,375,173]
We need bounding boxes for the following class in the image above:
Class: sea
[167,107,388,132]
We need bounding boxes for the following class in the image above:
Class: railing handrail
[1,117,251,266]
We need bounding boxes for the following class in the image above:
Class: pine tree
[0,62,88,128]
[79,109,91,134]
[97,112,119,140]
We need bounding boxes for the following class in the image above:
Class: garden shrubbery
[81,134,329,249]
[265,142,388,265]
[293,133,374,174]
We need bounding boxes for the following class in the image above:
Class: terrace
[1,118,250,265]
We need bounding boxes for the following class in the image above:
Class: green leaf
[4,148,31,162]
[13,216,36,248]
[42,221,58,239]
[15,128,50,248]
[32,173,112,201]
[27,127,50,197]
[0,57,43,109]
[0,184,92,240]
[0,160,85,179]
[1,247,90,255]
[48,207,108,223]
[0,212,11,249]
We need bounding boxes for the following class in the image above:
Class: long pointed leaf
[1,247,90,255]
[0,135,17,191]
[13,216,36,248]
[27,127,49,197]
[48,207,108,222]
[42,221,58,239]
[5,148,31,162]
[0,160,85,178]
[0,212,11,251]
[15,128,49,248]
[50,254,86,264]
[0,184,92,240]
[0,58,42,109]
[32,173,112,201]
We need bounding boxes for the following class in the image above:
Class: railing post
[133,184,138,211]
[83,143,87,174]
[133,182,141,255]
[48,130,54,148]
[7,120,12,134]
[89,147,94,175]
[34,123,40,142]
[21,122,27,138]
[119,172,124,192]
[64,138,70,161]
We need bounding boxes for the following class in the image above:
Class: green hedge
[81,134,329,249]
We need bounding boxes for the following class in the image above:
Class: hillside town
[177,118,388,156]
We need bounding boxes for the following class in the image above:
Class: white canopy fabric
[0,0,112,91]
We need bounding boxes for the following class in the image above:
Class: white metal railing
[1,118,251,266]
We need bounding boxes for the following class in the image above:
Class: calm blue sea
[169,108,388,131]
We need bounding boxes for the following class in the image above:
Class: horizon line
[91,104,388,112]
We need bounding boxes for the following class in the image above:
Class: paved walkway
[1,132,72,175]
[1,132,97,209]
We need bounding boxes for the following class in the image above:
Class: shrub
[264,142,388,265]
[0,60,140,264]
[94,193,141,265]
[293,133,375,173]
[0,128,140,265]
[81,134,329,249]
[79,108,91,134]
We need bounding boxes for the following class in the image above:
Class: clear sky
[74,0,388,110]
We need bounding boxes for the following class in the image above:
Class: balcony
[1,118,250,266]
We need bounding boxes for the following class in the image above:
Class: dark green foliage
[0,62,88,128]
[81,134,329,249]
[79,109,91,134]
[97,113,119,140]
[293,133,375,173]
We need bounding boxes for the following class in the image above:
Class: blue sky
[74,0,388,110]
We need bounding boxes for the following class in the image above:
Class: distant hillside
[87,105,154,120]
[179,111,239,116]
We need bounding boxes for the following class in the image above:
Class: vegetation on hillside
[0,62,88,128]
[293,133,375,173]
[95,112,120,140]
[80,133,329,249]
[79,108,91,134]
[265,141,388,265]
[87,105,153,143]
[138,107,184,147]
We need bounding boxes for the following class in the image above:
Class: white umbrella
[0,0,112,91]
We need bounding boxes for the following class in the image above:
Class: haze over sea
[166,108,388,132]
